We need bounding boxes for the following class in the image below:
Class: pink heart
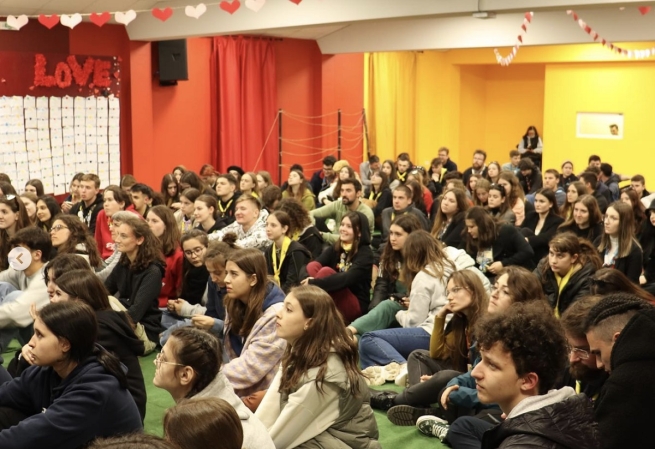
[289,0,302,4]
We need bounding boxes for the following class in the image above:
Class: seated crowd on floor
[0,134,653,449]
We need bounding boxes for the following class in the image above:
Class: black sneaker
[369,389,398,411]
[387,405,440,426]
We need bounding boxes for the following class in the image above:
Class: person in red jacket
[146,206,183,309]
[95,186,132,260]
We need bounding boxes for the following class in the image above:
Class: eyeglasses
[568,346,590,360]
[50,225,69,233]
[153,352,185,369]
[446,286,468,296]
[184,246,205,257]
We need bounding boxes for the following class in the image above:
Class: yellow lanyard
[391,211,407,222]
[369,191,381,201]
[397,171,407,182]
[272,237,291,285]
[218,199,233,217]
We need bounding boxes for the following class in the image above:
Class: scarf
[218,198,234,217]
[337,243,353,272]
[553,264,581,318]
[272,237,291,285]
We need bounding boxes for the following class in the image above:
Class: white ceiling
[3,0,655,53]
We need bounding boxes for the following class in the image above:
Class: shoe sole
[387,405,440,426]
[362,366,386,386]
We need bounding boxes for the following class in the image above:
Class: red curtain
[210,36,278,180]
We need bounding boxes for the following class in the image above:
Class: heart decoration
[38,14,60,29]
[245,0,266,12]
[185,3,208,19]
[115,10,137,26]
[90,12,111,27]
[289,0,302,4]
[639,6,651,15]
[152,7,174,22]
[7,15,29,30]
[61,13,82,29]
[220,0,241,14]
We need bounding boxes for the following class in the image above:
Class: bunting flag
[4,0,303,30]
[494,12,534,66]
[567,10,655,59]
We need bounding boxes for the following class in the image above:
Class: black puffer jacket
[595,307,655,449]
[481,394,599,449]
[534,260,596,316]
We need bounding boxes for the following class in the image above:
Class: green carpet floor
[3,342,447,448]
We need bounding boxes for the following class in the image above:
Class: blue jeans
[359,327,430,369]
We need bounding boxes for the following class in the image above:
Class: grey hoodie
[194,370,275,449]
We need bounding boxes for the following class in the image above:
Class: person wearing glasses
[0,195,30,272]
[163,230,209,331]
[371,270,488,425]
[414,267,548,439]
[49,214,104,270]
[596,201,643,284]
[153,327,275,449]
[0,301,142,448]
[104,215,164,349]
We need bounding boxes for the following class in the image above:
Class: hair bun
[222,232,238,247]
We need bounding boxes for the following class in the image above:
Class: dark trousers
[394,349,461,407]
[0,406,28,430]
[447,416,496,449]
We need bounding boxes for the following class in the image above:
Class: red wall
[130,38,213,188]
[1,23,364,190]
[273,39,364,183]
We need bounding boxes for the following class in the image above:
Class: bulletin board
[1,95,120,195]
[0,51,123,195]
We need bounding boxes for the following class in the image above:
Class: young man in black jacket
[585,293,655,449]
[418,301,599,449]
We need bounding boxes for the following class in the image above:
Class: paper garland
[6,0,305,30]
[494,12,534,66]
[567,10,655,59]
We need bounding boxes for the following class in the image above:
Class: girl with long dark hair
[277,198,324,259]
[50,214,103,269]
[264,211,311,294]
[0,195,30,271]
[35,195,61,232]
[430,188,469,248]
[282,169,315,211]
[301,211,373,323]
[95,185,131,260]
[520,188,565,264]
[487,183,516,225]
[597,201,643,283]
[0,301,142,447]
[558,194,604,242]
[174,188,200,234]
[146,206,183,308]
[463,206,535,278]
[161,173,180,210]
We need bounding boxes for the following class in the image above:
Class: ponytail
[94,345,128,389]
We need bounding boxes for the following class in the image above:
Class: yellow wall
[544,62,655,182]
[366,42,655,182]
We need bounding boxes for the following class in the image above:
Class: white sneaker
[416,415,449,442]
[382,362,401,380]
[394,363,408,386]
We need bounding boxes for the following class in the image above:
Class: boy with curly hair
[419,301,600,448]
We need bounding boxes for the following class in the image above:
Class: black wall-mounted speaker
[158,39,188,86]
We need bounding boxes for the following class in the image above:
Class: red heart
[289,0,302,4]
[38,14,60,29]
[521,24,527,31]
[518,35,523,43]
[220,0,241,14]
[572,12,579,21]
[639,6,651,15]
[152,7,173,21]
[584,25,591,34]
[90,12,111,27]
[113,71,120,79]
[524,12,532,22]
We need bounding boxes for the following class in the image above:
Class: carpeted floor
[3,343,447,448]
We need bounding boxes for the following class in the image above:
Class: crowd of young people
[0,147,650,448]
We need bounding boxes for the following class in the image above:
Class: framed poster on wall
[576,112,623,139]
